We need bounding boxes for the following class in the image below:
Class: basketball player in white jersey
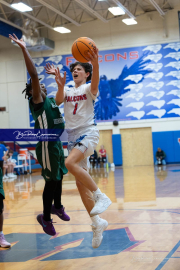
[45,48,112,248]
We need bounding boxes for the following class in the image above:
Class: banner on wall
[28,42,180,127]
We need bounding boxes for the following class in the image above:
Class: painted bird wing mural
[94,78,123,120]
[94,52,152,120]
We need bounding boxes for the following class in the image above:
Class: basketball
[71,37,97,63]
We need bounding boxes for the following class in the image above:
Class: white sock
[93,188,102,196]
[91,215,100,226]
[0,231,3,235]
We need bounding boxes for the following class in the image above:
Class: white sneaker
[90,193,112,217]
[0,234,11,248]
[3,176,8,182]
[92,218,108,248]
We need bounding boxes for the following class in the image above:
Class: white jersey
[64,83,98,130]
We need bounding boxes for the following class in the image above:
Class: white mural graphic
[47,74,55,79]
[124,74,143,83]
[126,93,144,101]
[166,71,180,80]
[146,81,164,90]
[144,54,162,63]
[47,82,58,88]
[166,90,180,98]
[143,45,162,54]
[33,58,44,66]
[168,108,180,116]
[165,61,180,70]
[126,111,145,120]
[46,56,63,64]
[146,91,165,100]
[147,109,166,118]
[146,100,165,109]
[126,102,144,110]
[144,63,163,72]
[167,99,180,107]
[145,72,163,81]
[167,80,180,88]
[36,66,44,74]
[124,83,143,92]
[164,43,180,52]
[165,52,180,61]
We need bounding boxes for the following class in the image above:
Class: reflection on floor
[1,165,180,270]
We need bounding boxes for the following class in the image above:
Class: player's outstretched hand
[87,47,99,66]
[44,63,56,75]
[55,67,66,89]
[9,34,26,49]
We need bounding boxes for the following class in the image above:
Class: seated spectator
[7,150,17,178]
[2,155,8,180]
[155,148,166,165]
[3,150,17,179]
[0,142,8,180]
[98,145,107,167]
[89,150,98,168]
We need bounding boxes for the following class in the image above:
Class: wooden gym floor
[1,165,180,270]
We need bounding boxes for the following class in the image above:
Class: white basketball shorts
[67,125,99,170]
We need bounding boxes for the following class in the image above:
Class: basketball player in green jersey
[9,34,69,236]
[0,167,11,247]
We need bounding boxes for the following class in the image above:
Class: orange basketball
[71,37,97,63]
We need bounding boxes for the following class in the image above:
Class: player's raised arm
[9,34,42,103]
[88,48,99,96]
[55,67,66,106]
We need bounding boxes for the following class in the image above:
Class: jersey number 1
[73,103,78,115]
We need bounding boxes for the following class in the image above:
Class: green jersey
[29,96,68,181]
[0,167,5,199]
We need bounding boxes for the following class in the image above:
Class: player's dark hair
[70,62,92,82]
[22,78,32,100]
[22,78,44,99]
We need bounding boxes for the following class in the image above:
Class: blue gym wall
[112,131,180,166]
[112,134,122,166]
